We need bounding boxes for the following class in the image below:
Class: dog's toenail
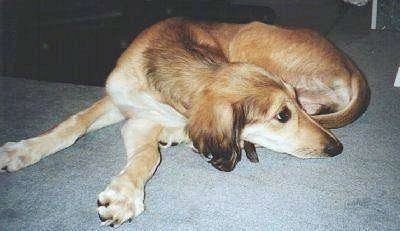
[110,223,114,227]
[128,218,132,223]
[98,213,106,222]
[97,200,109,207]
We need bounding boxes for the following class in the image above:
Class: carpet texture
[1,9,400,231]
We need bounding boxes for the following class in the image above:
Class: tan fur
[222,22,369,128]
[1,17,359,227]
[0,96,124,172]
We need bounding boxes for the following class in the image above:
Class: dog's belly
[292,76,351,115]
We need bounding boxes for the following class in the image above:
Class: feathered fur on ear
[186,94,246,172]
[244,141,258,163]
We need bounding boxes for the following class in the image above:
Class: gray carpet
[1,10,400,231]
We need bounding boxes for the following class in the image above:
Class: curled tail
[312,63,370,129]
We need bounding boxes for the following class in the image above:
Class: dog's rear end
[222,22,370,128]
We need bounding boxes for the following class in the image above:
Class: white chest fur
[106,72,189,144]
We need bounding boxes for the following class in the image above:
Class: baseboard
[371,0,377,29]
[395,66,400,87]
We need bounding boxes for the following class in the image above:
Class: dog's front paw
[97,180,144,227]
[0,141,40,172]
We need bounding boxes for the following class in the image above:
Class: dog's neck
[142,21,233,115]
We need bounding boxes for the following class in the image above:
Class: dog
[0,18,368,227]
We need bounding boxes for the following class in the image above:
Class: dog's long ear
[244,141,258,163]
[187,96,246,172]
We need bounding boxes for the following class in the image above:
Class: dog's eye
[276,107,291,123]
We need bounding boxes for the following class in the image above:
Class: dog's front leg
[0,96,124,172]
[97,119,162,227]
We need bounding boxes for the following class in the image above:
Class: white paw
[97,181,144,227]
[0,141,40,172]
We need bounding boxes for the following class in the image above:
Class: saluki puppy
[1,18,349,227]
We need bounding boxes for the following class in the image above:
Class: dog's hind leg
[97,118,162,227]
[0,96,125,172]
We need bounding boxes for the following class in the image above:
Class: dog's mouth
[292,147,335,158]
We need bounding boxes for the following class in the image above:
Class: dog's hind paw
[0,141,40,172]
[97,180,144,227]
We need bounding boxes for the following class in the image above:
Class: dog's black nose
[323,142,343,156]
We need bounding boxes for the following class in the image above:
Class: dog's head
[186,63,342,171]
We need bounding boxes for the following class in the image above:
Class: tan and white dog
[0,18,368,227]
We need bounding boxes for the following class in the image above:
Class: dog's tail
[312,62,370,129]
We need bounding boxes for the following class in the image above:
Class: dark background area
[1,0,351,86]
